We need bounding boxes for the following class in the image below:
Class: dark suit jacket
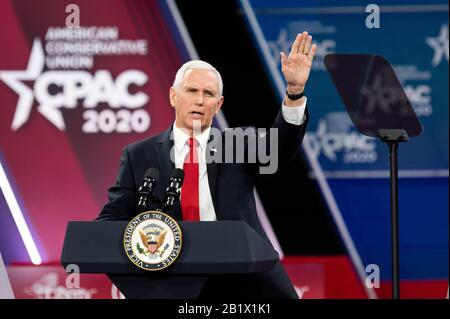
[97,108,308,298]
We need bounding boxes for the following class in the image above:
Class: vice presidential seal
[123,211,182,271]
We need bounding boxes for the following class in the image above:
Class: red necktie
[181,137,200,221]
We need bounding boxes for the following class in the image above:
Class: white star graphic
[426,24,449,67]
[0,39,45,130]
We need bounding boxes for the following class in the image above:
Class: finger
[304,35,312,54]
[298,31,308,53]
[308,43,317,63]
[280,51,287,67]
[290,33,302,56]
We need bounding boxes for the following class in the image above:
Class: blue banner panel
[243,0,448,281]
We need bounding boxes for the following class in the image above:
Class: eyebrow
[184,86,217,95]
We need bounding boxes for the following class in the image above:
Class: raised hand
[280,31,316,95]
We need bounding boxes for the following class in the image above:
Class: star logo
[0,39,45,130]
[426,24,449,67]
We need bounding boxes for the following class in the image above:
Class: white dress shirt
[172,98,307,221]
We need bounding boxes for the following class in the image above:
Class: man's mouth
[190,111,204,118]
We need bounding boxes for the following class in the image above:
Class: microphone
[160,168,184,212]
[137,168,160,212]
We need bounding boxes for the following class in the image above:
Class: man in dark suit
[97,32,317,298]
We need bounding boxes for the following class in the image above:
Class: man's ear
[169,87,177,107]
[215,96,224,114]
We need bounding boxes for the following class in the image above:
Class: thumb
[280,51,287,66]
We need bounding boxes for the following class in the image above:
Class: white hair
[173,60,223,96]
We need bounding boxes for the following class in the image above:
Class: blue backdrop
[241,0,448,281]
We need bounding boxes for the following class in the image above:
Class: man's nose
[194,92,204,105]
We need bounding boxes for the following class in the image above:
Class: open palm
[280,32,316,93]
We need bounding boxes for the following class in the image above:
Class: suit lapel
[155,126,174,185]
[155,126,181,219]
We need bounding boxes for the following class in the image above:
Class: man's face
[170,69,224,134]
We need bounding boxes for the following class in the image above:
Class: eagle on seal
[139,229,167,254]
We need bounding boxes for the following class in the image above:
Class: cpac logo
[309,38,335,71]
[314,39,335,60]
[307,112,377,164]
[0,39,149,131]
[404,84,433,117]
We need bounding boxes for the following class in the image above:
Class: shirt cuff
[281,97,307,125]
